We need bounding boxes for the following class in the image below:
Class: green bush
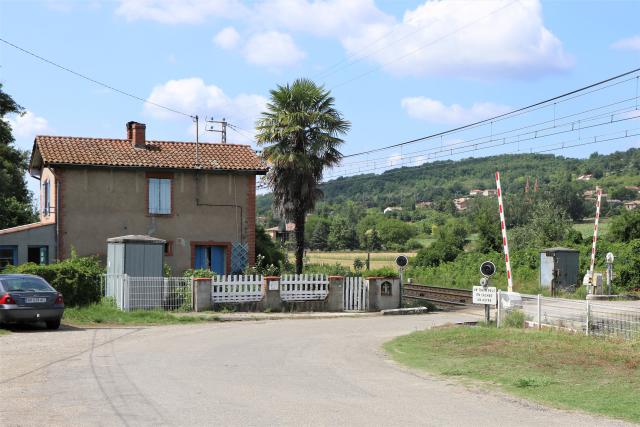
[502,310,526,328]
[304,262,353,276]
[3,256,104,307]
[364,266,398,278]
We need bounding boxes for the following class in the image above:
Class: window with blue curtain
[0,246,17,269]
[148,178,171,214]
[194,245,226,275]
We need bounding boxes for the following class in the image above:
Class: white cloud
[401,97,511,125]
[243,31,305,68]
[611,35,640,51]
[115,0,247,24]
[145,78,266,141]
[116,0,570,78]
[5,111,51,150]
[213,26,240,49]
[253,0,392,39]
[342,0,571,78]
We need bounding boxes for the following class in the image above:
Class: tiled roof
[34,136,268,172]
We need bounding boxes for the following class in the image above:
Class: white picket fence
[344,277,368,311]
[211,275,264,303]
[280,274,330,301]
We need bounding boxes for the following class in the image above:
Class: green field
[573,218,610,238]
[385,325,640,422]
[306,251,418,269]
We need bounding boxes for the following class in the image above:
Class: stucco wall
[59,168,254,274]
[0,224,56,264]
[39,167,58,225]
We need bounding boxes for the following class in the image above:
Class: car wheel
[46,319,61,330]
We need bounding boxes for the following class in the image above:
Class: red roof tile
[34,136,268,173]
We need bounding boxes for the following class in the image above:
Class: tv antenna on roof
[206,117,227,143]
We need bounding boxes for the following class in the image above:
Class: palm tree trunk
[294,212,306,274]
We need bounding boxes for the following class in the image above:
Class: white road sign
[473,286,497,305]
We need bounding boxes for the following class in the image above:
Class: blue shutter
[148,179,159,214]
[195,246,207,269]
[159,179,171,214]
[211,246,225,275]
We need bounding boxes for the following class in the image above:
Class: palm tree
[256,79,350,273]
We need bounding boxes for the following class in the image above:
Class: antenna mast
[194,115,200,167]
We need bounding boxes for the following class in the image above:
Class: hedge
[2,256,104,307]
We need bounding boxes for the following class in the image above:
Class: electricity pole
[206,117,227,143]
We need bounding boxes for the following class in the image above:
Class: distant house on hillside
[266,223,295,242]
[469,189,497,197]
[576,174,593,181]
[454,197,470,211]
[624,200,640,210]
[624,185,640,193]
[383,207,403,214]
[416,201,433,208]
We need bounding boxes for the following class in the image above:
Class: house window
[43,180,51,216]
[27,246,48,265]
[381,281,393,296]
[148,178,171,215]
[164,241,173,257]
[0,246,17,269]
[194,245,226,275]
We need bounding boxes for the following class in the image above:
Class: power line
[335,99,639,170]
[0,36,194,119]
[341,67,640,159]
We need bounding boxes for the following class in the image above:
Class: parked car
[0,274,64,329]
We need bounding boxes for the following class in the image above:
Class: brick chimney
[126,121,146,149]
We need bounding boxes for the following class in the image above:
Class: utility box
[539,247,579,293]
[107,235,165,277]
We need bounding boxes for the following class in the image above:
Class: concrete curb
[381,307,429,316]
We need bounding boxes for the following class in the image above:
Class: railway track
[403,284,473,310]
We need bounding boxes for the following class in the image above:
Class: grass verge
[384,326,640,422]
[63,301,218,326]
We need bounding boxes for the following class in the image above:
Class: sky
[1,0,639,197]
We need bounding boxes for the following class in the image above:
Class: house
[415,201,433,208]
[469,189,497,197]
[454,197,470,211]
[265,223,295,242]
[624,200,640,210]
[383,207,403,214]
[576,174,593,181]
[0,121,268,274]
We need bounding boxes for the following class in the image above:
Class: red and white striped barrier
[589,188,603,279]
[495,171,513,292]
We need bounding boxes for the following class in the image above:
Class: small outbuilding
[539,247,580,293]
[106,235,165,278]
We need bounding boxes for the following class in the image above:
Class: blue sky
[1,0,639,195]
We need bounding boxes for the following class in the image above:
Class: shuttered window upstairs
[148,178,172,215]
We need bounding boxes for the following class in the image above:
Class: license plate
[26,297,47,303]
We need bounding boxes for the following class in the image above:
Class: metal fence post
[586,299,591,336]
[537,294,542,330]
[496,290,501,328]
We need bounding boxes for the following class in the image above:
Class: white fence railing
[280,274,329,301]
[211,275,264,303]
[104,274,192,312]
[498,292,640,340]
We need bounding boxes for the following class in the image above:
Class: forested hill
[257,148,640,215]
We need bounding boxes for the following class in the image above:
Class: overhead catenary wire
[0,36,194,119]
[335,96,640,170]
[340,67,640,159]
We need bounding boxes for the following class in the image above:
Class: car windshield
[0,277,53,292]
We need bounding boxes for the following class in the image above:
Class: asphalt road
[0,311,633,427]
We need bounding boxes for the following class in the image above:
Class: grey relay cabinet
[539,247,580,293]
[107,235,165,278]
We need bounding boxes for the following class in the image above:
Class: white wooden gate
[344,277,369,311]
